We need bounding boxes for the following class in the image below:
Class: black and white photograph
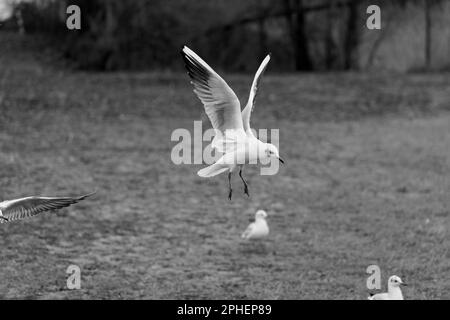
[0,0,448,304]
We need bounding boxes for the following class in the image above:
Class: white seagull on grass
[181,46,284,200]
[241,210,269,240]
[0,191,96,223]
[368,275,407,300]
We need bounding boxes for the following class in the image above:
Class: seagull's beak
[400,281,407,286]
[277,156,285,164]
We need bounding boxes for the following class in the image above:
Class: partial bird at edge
[0,191,96,223]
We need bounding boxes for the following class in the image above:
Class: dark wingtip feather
[181,50,210,85]
[77,191,96,200]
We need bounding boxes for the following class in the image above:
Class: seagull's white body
[368,275,406,300]
[0,192,95,223]
[181,46,283,199]
[241,210,269,240]
[202,138,266,177]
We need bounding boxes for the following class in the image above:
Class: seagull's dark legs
[239,166,250,197]
[228,172,233,200]
[0,216,9,222]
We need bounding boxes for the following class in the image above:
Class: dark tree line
[2,0,444,72]
[185,0,365,71]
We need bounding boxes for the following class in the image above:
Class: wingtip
[181,46,190,60]
[180,46,187,58]
[80,191,97,199]
[180,46,195,66]
[181,45,192,55]
[260,53,271,65]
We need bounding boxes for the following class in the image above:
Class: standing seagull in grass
[181,46,284,200]
[0,191,95,223]
[241,210,269,240]
[368,275,407,300]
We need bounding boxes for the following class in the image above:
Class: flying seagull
[181,46,284,200]
[241,209,269,240]
[368,275,407,300]
[0,191,96,223]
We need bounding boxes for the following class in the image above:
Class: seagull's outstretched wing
[182,46,244,132]
[182,46,246,152]
[242,54,271,136]
[0,191,96,223]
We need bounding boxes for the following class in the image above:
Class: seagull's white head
[264,143,284,164]
[388,275,406,288]
[255,210,268,220]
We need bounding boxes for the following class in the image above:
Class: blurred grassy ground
[0,32,449,299]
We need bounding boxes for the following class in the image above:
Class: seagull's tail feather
[197,163,229,178]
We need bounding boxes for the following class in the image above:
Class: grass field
[0,33,449,299]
